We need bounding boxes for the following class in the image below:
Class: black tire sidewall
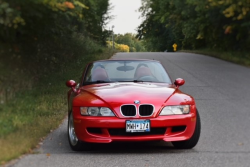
[172,109,201,149]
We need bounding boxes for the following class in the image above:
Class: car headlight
[160,105,190,115]
[80,107,115,116]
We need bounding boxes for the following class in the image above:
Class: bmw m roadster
[66,59,200,151]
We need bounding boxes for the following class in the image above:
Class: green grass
[0,48,115,165]
[181,49,250,67]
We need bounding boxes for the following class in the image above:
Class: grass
[0,48,115,165]
[181,49,250,67]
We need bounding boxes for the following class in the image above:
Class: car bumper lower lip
[73,114,196,143]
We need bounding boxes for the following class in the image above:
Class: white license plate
[126,120,150,132]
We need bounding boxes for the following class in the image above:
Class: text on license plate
[126,120,150,132]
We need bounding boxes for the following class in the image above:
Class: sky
[106,0,143,35]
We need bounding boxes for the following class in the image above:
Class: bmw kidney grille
[121,105,136,116]
[139,105,154,116]
[121,104,154,117]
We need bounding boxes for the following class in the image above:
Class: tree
[0,0,111,75]
[137,0,250,52]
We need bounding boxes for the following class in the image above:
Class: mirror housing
[174,78,185,88]
[66,80,77,88]
[66,80,80,94]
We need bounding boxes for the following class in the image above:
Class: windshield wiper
[95,80,112,83]
[82,80,114,86]
[116,80,152,83]
[83,80,112,85]
[133,80,144,82]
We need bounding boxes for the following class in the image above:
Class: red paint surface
[69,82,197,143]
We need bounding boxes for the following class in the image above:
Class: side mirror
[174,78,185,88]
[66,80,77,88]
[66,80,79,94]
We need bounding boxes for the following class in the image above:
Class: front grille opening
[139,105,154,116]
[87,128,102,134]
[108,127,166,136]
[121,105,136,116]
[171,126,186,133]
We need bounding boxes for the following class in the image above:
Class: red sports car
[66,59,200,151]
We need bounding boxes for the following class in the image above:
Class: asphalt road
[12,52,250,167]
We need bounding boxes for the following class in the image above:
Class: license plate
[126,120,150,132]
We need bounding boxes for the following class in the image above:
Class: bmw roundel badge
[134,100,140,104]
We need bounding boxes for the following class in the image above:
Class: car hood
[73,82,194,118]
[76,82,176,105]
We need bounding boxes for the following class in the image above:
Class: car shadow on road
[85,141,179,154]
[80,140,199,155]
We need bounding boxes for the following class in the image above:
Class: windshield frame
[81,60,172,86]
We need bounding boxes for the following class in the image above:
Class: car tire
[172,109,201,149]
[68,111,92,151]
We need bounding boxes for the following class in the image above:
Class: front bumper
[72,110,197,143]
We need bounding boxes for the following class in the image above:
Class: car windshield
[83,60,172,84]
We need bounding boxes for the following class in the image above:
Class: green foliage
[0,1,25,29]
[137,0,250,52]
[114,33,146,52]
[0,0,111,44]
[0,0,113,163]
[0,0,87,41]
[0,0,111,77]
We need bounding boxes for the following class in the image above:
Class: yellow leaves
[237,14,243,20]
[55,3,66,11]
[218,1,224,5]
[78,14,83,19]
[242,7,250,15]
[106,41,112,47]
[196,33,204,39]
[224,5,250,20]
[74,1,89,9]
[117,44,129,52]
[209,0,250,20]
[208,0,218,7]
[47,1,65,11]
[106,41,129,52]
[223,4,236,18]
[12,16,25,29]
